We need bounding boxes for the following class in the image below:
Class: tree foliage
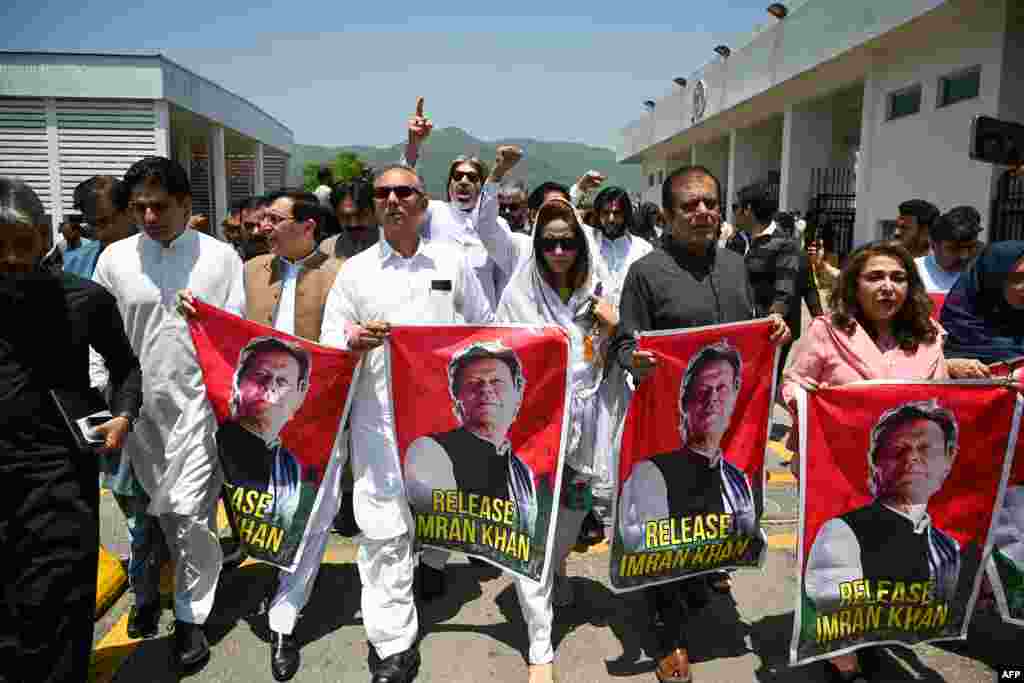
[302,152,367,191]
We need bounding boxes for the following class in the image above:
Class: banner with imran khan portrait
[791,381,1021,666]
[609,319,780,593]
[389,324,571,584]
[189,301,361,572]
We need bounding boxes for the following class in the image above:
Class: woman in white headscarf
[494,197,617,683]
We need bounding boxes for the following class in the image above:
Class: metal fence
[991,170,1024,242]
[808,167,856,262]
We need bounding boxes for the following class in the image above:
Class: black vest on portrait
[649,446,755,535]
[430,427,534,533]
[840,500,959,596]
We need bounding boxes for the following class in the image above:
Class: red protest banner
[610,319,779,593]
[792,382,1020,665]
[389,325,570,582]
[188,301,360,570]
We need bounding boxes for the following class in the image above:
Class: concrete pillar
[44,98,61,236]
[779,106,793,212]
[782,101,833,218]
[854,71,877,247]
[176,134,192,183]
[154,101,170,158]
[209,124,228,225]
[254,142,265,196]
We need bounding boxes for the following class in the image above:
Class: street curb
[95,545,127,620]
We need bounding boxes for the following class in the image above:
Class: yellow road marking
[767,470,796,485]
[768,532,797,549]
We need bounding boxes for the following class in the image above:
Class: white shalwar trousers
[514,504,588,665]
[358,532,419,659]
[158,508,222,624]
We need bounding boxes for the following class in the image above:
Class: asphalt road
[91,421,1017,683]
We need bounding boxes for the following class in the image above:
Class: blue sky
[4,0,782,149]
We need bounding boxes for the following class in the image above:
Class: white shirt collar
[882,502,932,534]
[377,235,426,263]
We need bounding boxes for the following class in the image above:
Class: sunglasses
[500,203,525,212]
[678,197,720,214]
[539,237,581,252]
[373,185,422,201]
[451,170,481,184]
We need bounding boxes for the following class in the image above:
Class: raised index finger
[415,97,424,117]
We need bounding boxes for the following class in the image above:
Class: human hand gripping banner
[609,319,779,593]
[791,381,1021,666]
[188,301,360,571]
[389,325,570,583]
[988,362,1024,626]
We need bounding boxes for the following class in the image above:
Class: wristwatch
[117,412,136,432]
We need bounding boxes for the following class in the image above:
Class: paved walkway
[90,434,1017,682]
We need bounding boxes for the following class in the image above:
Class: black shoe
[172,620,210,671]
[371,647,420,683]
[126,602,161,639]
[416,564,446,601]
[270,630,300,681]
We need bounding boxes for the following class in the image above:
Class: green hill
[289,127,642,199]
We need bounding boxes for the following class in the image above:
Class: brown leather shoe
[656,648,693,682]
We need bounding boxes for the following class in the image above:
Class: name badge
[431,280,453,292]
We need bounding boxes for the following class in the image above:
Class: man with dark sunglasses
[401,97,522,312]
[321,164,493,683]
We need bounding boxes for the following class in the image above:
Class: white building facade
[0,51,294,234]
[617,0,1024,258]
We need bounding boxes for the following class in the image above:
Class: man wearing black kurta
[0,177,142,683]
[610,165,789,683]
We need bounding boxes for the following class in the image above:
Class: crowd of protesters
[2,94,1022,683]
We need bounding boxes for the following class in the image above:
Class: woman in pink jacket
[781,240,947,683]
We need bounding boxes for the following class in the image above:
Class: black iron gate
[808,167,856,262]
[991,170,1024,242]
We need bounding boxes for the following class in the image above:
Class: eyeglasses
[538,237,581,252]
[500,203,525,212]
[241,221,259,230]
[373,185,422,201]
[677,197,720,214]
[262,212,293,226]
[451,170,481,184]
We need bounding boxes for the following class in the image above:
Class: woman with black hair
[495,197,616,683]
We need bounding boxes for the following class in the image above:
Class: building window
[887,84,922,121]
[649,174,655,188]
[938,66,981,108]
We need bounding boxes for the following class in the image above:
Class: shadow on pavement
[934,610,1022,671]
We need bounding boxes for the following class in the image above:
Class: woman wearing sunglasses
[494,197,616,683]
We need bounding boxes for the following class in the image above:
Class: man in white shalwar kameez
[93,157,245,671]
[321,163,493,683]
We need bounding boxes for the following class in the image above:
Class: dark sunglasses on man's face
[373,185,421,201]
[539,237,581,253]
[451,170,481,184]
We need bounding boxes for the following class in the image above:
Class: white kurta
[422,195,510,311]
[93,229,245,516]
[321,236,494,540]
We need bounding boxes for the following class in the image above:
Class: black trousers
[0,450,99,683]
[648,577,710,654]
